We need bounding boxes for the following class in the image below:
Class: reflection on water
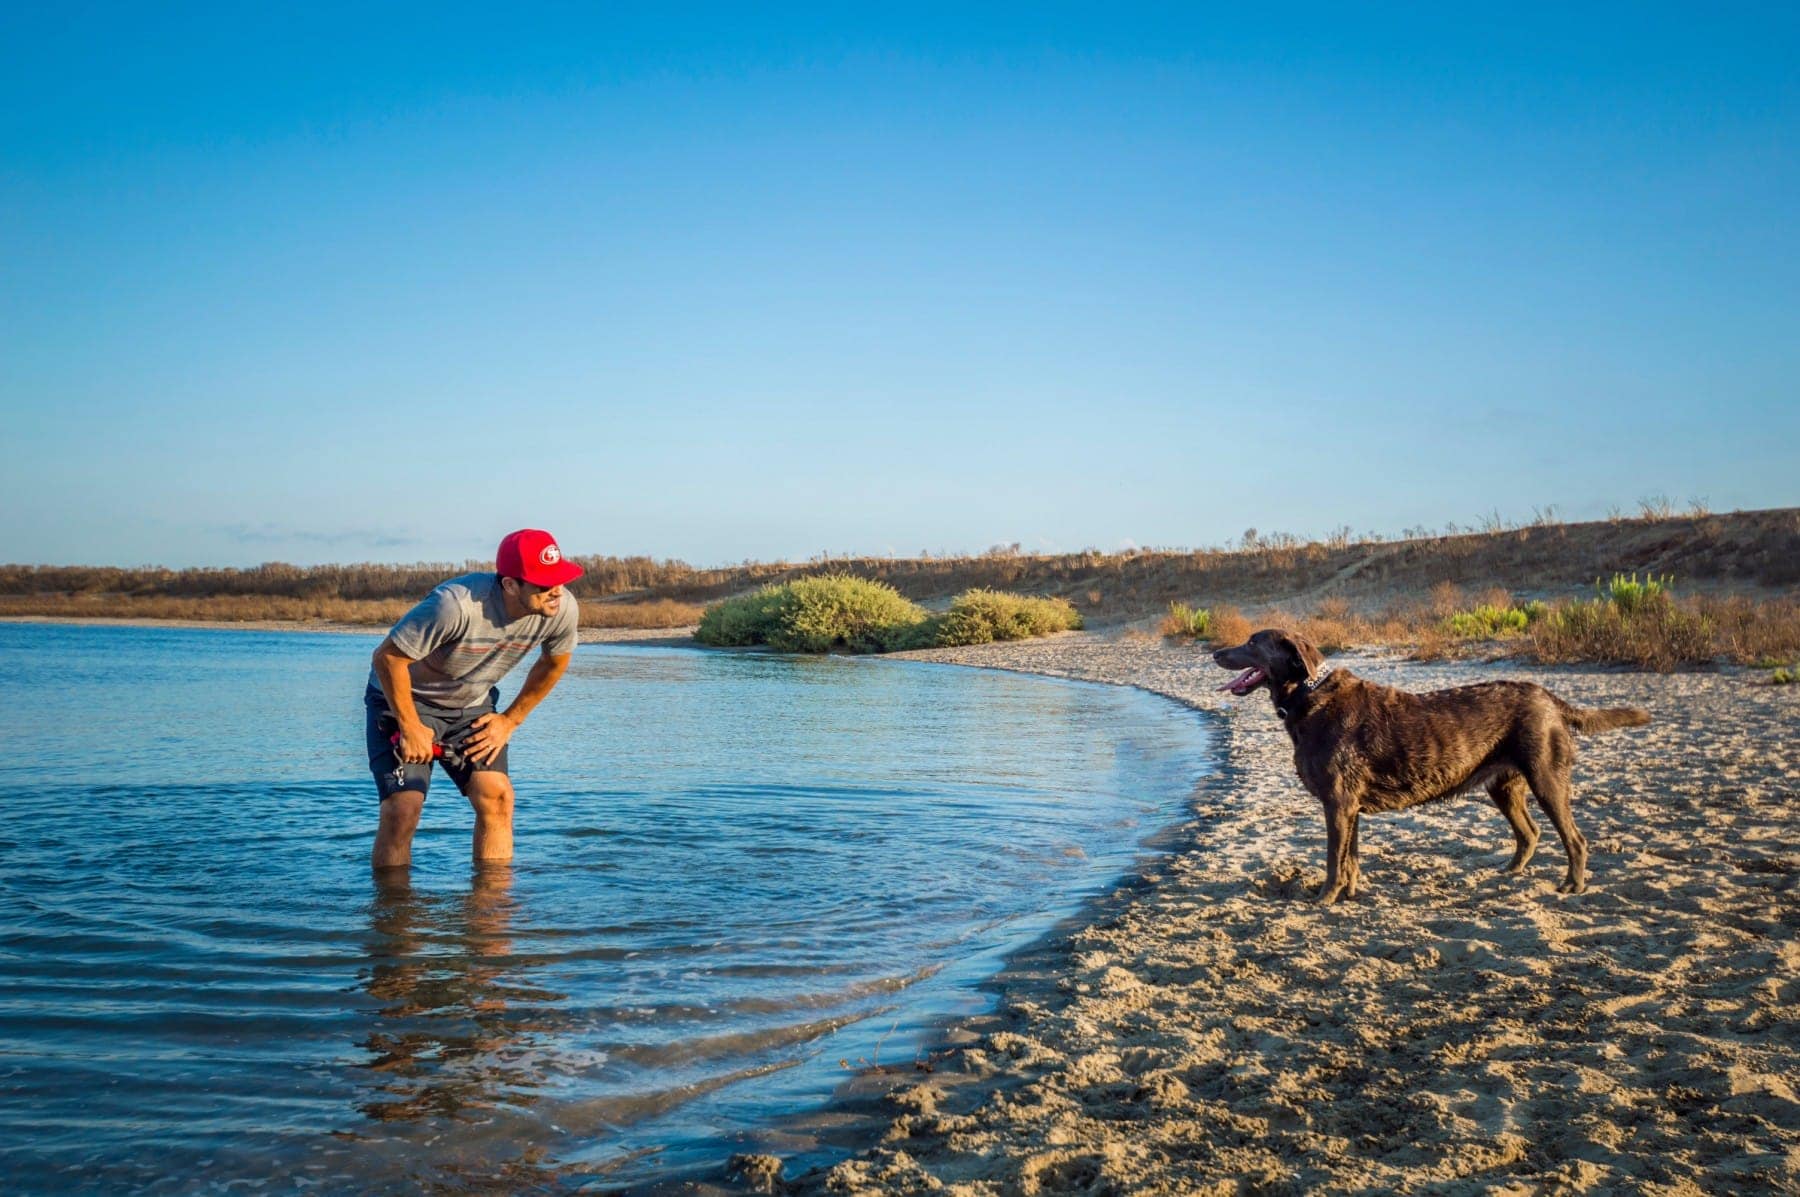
[0,626,1214,1191]
[360,865,563,1126]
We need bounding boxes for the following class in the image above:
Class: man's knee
[379,791,425,830]
[373,791,425,868]
[466,777,514,821]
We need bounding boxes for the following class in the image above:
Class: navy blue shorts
[364,687,510,801]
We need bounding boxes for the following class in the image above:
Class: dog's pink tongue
[1219,667,1261,694]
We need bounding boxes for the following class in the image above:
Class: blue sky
[3,3,1794,567]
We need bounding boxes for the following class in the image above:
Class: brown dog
[1212,629,1649,903]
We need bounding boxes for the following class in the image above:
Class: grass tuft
[1598,572,1671,615]
[1444,599,1547,639]
[1160,600,1254,645]
[1160,602,1213,639]
[1446,604,1529,638]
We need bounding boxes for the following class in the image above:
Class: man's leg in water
[365,688,441,870]
[465,773,515,862]
[373,791,425,869]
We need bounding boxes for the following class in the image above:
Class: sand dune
[786,634,1798,1195]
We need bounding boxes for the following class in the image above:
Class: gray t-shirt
[367,572,579,709]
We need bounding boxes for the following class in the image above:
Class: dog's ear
[1270,630,1324,683]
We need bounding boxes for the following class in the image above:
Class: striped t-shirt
[367,572,579,708]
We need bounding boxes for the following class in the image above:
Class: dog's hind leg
[1523,747,1587,894]
[1487,771,1540,875]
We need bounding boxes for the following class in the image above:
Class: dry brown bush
[1528,596,1715,671]
[1209,604,1252,647]
[1366,616,1414,643]
[1428,581,1464,617]
[1410,627,1453,661]
[1476,585,1515,611]
[0,595,410,624]
[1685,595,1800,665]
[0,593,705,629]
[1297,617,1354,653]
[579,600,704,628]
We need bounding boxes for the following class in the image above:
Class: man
[365,528,583,868]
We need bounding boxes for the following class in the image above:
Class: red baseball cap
[496,529,584,588]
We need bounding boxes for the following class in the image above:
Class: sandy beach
[761,632,1800,1195]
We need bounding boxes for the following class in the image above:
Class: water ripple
[0,627,1212,1191]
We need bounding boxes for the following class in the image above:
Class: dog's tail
[1563,704,1651,734]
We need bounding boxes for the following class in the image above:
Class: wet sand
[768,632,1798,1195]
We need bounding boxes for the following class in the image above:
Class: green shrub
[1772,667,1798,685]
[695,574,929,652]
[694,584,791,646]
[768,575,931,653]
[695,577,1077,653]
[935,589,1083,647]
[1161,601,1213,639]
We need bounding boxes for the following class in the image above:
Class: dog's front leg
[1317,798,1355,905]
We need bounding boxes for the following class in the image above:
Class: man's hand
[463,712,520,766]
[395,719,437,765]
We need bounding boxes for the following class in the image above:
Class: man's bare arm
[505,651,570,725]
[462,651,570,766]
[372,639,435,763]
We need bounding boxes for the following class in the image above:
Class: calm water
[0,623,1212,1192]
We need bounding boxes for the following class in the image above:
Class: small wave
[599,1008,879,1070]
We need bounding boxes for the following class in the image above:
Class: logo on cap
[540,544,562,566]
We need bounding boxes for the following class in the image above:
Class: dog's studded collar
[1277,667,1333,722]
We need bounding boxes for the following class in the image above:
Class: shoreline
[0,615,702,649]
[756,632,1797,1195]
[11,617,1795,1190]
[0,614,388,633]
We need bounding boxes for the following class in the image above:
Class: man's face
[506,578,564,618]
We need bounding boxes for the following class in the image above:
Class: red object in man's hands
[390,732,444,759]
